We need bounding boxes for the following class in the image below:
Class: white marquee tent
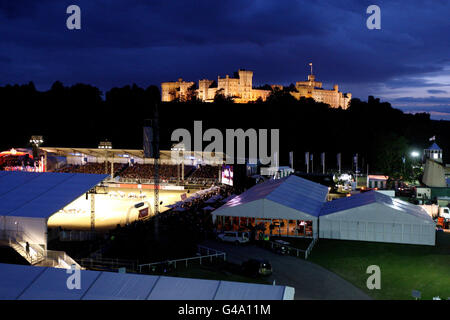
[0,263,295,300]
[213,175,329,238]
[0,172,108,248]
[319,191,436,246]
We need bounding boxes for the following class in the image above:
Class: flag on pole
[321,152,325,174]
[305,152,310,173]
[289,151,294,169]
[429,136,436,141]
[337,153,341,173]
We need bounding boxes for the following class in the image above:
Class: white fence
[78,257,139,272]
[138,245,226,273]
[263,238,318,259]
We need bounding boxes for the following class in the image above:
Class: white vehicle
[217,231,250,244]
[440,207,450,221]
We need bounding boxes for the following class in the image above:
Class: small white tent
[213,175,329,238]
[319,191,435,246]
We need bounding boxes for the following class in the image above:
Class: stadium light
[98,141,112,149]
[171,142,185,151]
[29,135,43,147]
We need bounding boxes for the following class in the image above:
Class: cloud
[391,96,450,105]
[427,89,447,94]
[0,0,449,119]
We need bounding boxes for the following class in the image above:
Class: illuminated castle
[290,74,352,109]
[161,67,351,108]
[162,69,271,103]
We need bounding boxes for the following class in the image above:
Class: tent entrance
[216,215,313,239]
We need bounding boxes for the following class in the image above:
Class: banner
[138,207,149,219]
[143,126,153,158]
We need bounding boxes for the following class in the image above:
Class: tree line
[0,81,448,178]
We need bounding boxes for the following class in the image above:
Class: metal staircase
[0,230,82,269]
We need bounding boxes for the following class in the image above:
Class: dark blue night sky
[1,0,449,119]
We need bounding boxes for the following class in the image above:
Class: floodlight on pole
[29,135,44,147]
[30,135,43,161]
[411,151,420,158]
[98,141,112,149]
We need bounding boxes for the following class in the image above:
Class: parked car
[242,259,272,277]
[217,231,250,244]
[272,239,290,255]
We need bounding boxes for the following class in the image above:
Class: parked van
[217,231,249,244]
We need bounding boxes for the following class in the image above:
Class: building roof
[320,191,433,222]
[0,172,107,218]
[0,263,293,300]
[40,147,226,162]
[215,175,329,217]
[428,143,441,151]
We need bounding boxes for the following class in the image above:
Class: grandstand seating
[187,165,219,181]
[55,162,125,175]
[53,162,220,184]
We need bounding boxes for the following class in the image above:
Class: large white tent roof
[0,172,108,218]
[0,263,294,300]
[320,191,434,222]
[214,175,328,218]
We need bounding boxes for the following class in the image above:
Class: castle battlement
[161,67,351,108]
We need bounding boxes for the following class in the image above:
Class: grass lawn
[308,232,450,300]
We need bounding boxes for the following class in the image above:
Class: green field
[309,232,450,300]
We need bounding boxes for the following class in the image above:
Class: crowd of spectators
[49,161,221,184]
[55,162,125,175]
[103,185,234,262]
[120,164,177,181]
[46,161,225,191]
[0,155,34,170]
[187,165,219,183]
[120,164,198,182]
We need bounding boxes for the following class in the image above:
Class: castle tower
[198,79,214,101]
[238,69,253,101]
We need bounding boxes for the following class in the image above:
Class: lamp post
[29,136,44,171]
[29,135,43,156]
[98,141,112,176]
